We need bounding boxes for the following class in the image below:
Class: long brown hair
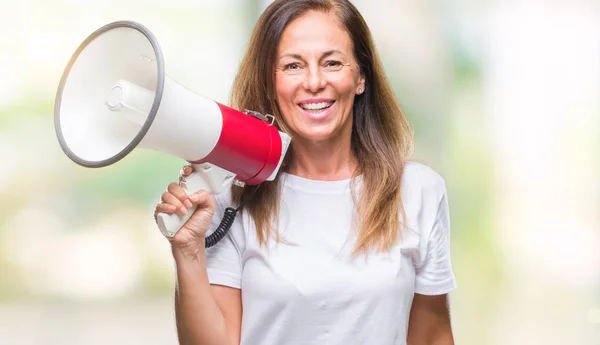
[230,0,413,255]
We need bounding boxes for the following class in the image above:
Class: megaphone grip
[156,163,236,238]
[157,205,237,248]
[157,208,196,237]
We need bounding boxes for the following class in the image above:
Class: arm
[407,293,454,345]
[409,178,456,344]
[173,243,242,345]
[157,167,243,345]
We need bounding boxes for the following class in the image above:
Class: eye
[325,60,342,68]
[283,63,302,71]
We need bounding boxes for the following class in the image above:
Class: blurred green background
[0,0,598,344]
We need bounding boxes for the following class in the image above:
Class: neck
[286,137,357,181]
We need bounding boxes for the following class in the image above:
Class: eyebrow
[279,49,345,61]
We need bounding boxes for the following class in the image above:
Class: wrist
[171,239,206,261]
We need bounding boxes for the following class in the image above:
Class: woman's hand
[154,165,217,249]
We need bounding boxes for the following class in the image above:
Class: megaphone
[54,21,291,244]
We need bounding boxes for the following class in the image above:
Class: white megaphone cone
[54,21,291,242]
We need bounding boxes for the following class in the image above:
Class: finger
[182,165,193,176]
[155,202,177,214]
[189,190,215,211]
[167,182,192,206]
[162,190,188,215]
[178,165,193,183]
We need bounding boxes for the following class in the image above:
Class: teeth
[300,102,333,110]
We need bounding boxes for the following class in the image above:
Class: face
[274,10,365,144]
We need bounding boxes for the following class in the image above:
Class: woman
[154,1,456,344]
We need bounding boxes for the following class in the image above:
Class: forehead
[277,10,353,56]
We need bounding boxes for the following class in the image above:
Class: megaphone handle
[156,163,236,237]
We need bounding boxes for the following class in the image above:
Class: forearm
[409,324,454,345]
[407,323,454,345]
[407,294,455,345]
[173,244,231,345]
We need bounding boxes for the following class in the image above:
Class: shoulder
[399,161,448,233]
[401,161,447,201]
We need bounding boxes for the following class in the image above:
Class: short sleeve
[205,193,244,289]
[414,187,457,295]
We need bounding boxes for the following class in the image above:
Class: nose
[302,65,326,93]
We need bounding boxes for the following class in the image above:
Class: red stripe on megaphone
[192,103,283,185]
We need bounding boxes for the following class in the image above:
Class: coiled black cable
[205,207,237,248]
[204,185,260,248]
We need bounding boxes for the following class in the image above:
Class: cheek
[275,75,296,106]
[329,72,359,95]
[274,76,300,127]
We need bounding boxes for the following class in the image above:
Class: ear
[356,72,366,95]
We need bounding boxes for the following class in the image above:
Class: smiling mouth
[299,101,335,113]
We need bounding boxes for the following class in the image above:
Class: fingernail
[184,200,192,208]
[179,207,187,215]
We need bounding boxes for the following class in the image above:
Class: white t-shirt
[205,161,456,345]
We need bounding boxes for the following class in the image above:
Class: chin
[286,118,350,143]
[295,130,336,142]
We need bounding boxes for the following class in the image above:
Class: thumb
[189,190,215,210]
